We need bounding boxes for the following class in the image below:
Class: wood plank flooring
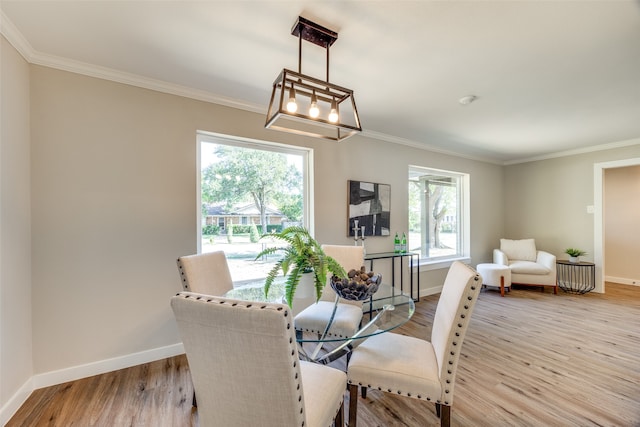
[8,283,640,426]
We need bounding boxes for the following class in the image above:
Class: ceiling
[2,1,639,164]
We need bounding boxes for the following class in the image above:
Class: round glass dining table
[224,282,415,364]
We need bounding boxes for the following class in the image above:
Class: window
[408,165,469,266]
[197,131,312,283]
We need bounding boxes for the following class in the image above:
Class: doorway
[594,157,640,293]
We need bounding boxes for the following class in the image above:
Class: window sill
[414,256,471,272]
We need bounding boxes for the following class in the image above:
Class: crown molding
[503,137,640,166]
[361,129,503,165]
[0,11,264,115]
[4,11,634,167]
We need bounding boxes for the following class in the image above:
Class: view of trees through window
[199,135,307,283]
[408,166,463,260]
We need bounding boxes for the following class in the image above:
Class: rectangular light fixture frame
[265,69,362,141]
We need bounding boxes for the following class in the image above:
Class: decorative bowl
[330,269,382,301]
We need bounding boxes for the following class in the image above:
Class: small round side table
[556,260,595,294]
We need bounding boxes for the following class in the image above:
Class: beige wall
[26,65,505,379]
[604,165,640,283]
[504,143,640,266]
[1,36,32,413]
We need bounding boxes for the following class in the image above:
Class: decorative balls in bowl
[330,266,382,301]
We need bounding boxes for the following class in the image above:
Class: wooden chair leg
[500,275,505,297]
[348,384,358,427]
[361,386,367,398]
[440,405,451,427]
[334,400,344,427]
[436,403,441,418]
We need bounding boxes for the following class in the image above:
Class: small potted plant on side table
[565,248,587,263]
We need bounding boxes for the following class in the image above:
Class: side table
[365,251,420,301]
[556,260,595,294]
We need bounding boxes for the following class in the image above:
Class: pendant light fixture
[265,16,362,141]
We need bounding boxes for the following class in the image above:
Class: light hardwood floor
[8,283,640,426]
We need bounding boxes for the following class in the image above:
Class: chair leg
[348,384,358,427]
[436,403,441,418]
[440,405,451,427]
[361,386,367,398]
[500,275,505,297]
[192,390,197,407]
[335,400,344,427]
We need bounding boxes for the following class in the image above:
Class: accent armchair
[493,238,557,294]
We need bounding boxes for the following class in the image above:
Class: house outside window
[198,131,312,283]
[408,165,470,267]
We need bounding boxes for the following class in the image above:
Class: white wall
[0,35,32,421]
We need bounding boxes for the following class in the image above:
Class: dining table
[224,282,415,364]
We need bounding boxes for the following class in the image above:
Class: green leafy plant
[254,226,346,308]
[565,248,587,257]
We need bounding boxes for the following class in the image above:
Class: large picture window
[197,131,312,283]
[408,165,469,265]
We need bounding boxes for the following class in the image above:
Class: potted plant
[255,226,346,308]
[565,248,587,263]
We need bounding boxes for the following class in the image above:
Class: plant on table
[255,226,346,308]
[565,248,587,257]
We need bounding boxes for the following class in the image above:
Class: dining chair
[171,292,346,427]
[176,251,233,295]
[295,245,365,339]
[176,250,233,407]
[346,261,482,427]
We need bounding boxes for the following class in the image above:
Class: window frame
[408,165,471,271]
[196,131,314,254]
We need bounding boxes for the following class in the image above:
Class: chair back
[176,251,233,296]
[320,244,365,304]
[430,261,482,397]
[171,293,308,426]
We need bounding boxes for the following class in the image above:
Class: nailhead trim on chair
[175,292,309,426]
[346,273,482,408]
[176,259,190,291]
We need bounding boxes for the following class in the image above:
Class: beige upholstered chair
[176,250,234,407]
[346,261,481,427]
[294,245,365,338]
[493,238,557,294]
[171,292,346,427]
[176,251,233,296]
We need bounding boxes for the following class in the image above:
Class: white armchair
[493,238,557,294]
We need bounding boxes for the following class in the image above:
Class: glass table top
[224,281,415,364]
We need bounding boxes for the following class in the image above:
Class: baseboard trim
[420,286,442,298]
[32,343,185,389]
[605,276,640,287]
[1,343,185,424]
[0,377,34,426]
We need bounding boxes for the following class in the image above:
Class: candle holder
[352,219,366,255]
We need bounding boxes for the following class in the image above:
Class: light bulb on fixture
[309,91,320,118]
[328,99,339,123]
[286,86,298,113]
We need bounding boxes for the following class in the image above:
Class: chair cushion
[295,301,363,338]
[300,361,346,427]
[347,332,442,400]
[509,260,551,275]
[500,238,537,262]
